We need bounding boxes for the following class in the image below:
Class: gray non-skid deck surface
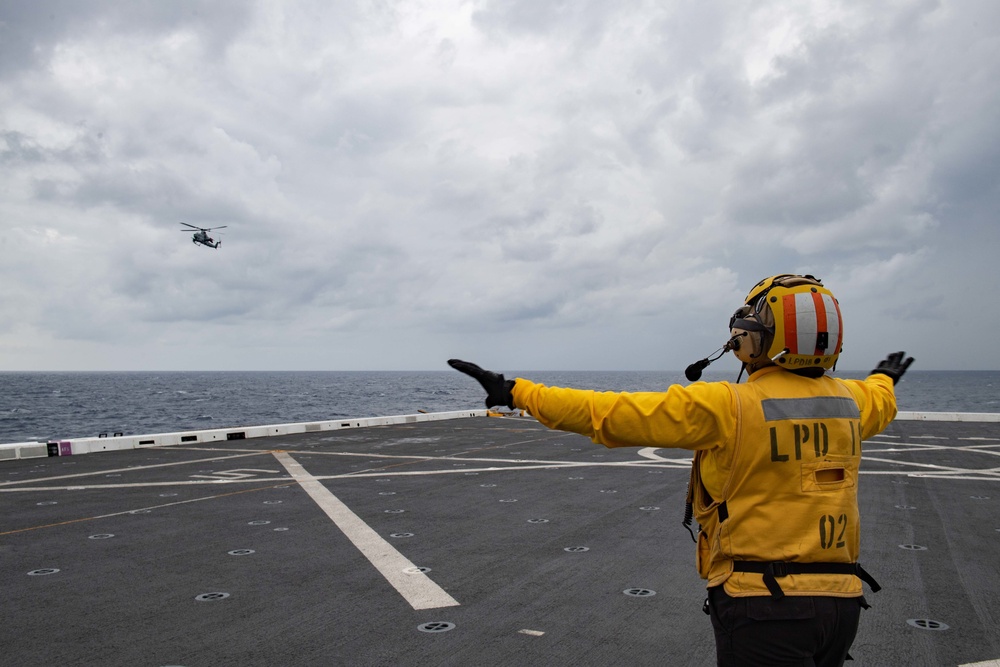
[2,416,999,667]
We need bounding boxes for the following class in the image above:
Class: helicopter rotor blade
[180,223,227,231]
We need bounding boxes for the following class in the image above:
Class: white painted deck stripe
[273,451,460,611]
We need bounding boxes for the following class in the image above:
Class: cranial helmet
[729,274,843,373]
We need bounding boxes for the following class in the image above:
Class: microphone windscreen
[685,359,708,382]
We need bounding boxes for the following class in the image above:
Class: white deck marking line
[0,451,271,488]
[0,479,294,492]
[864,442,1000,456]
[0,484,289,536]
[638,447,691,462]
[323,449,654,466]
[909,473,1000,481]
[850,470,1000,482]
[0,459,699,493]
[862,456,977,473]
[301,461,692,481]
[272,451,460,611]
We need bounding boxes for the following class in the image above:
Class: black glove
[448,359,516,409]
[871,351,914,385]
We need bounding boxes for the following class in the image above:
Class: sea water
[1,370,997,443]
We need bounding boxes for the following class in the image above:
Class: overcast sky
[2,0,998,372]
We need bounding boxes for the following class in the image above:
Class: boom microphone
[685,358,712,382]
[684,334,746,382]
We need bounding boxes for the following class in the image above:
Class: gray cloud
[0,0,253,78]
[1,0,997,371]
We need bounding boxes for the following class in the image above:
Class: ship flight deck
[2,412,999,666]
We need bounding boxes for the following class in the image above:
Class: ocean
[1,370,997,444]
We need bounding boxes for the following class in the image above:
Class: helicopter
[180,222,227,249]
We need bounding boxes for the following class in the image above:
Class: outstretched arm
[447,359,735,450]
[844,351,915,439]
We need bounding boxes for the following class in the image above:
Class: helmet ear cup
[730,297,776,365]
[731,328,764,364]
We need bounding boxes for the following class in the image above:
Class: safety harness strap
[731,561,882,599]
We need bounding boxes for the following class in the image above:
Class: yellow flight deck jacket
[511,366,898,598]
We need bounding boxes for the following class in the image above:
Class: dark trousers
[708,586,862,667]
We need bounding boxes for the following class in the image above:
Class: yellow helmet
[729,274,843,372]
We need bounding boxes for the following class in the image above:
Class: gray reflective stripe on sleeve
[762,396,861,421]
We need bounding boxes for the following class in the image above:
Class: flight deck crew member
[449,273,913,667]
